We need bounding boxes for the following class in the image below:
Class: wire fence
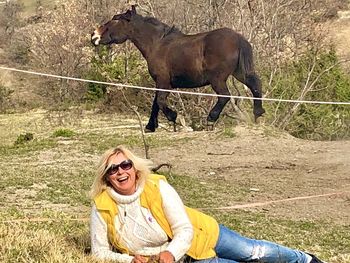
[1,66,350,106]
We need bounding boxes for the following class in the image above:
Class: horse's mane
[142,16,182,37]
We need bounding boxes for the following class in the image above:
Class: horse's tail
[238,37,255,77]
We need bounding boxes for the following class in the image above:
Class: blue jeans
[194,225,310,263]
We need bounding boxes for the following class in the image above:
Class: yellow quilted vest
[94,174,219,260]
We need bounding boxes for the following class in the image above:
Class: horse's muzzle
[91,32,100,46]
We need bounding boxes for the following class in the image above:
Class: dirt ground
[148,126,350,225]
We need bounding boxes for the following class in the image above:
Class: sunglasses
[105,159,133,176]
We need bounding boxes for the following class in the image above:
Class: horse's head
[91,5,137,46]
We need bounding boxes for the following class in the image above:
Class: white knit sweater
[90,179,194,262]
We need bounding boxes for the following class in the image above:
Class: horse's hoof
[144,126,155,133]
[254,108,266,118]
[144,128,155,133]
[207,110,221,123]
[254,111,265,123]
[206,120,215,131]
[207,116,217,123]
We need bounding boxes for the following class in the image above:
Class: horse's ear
[131,5,137,14]
[112,14,122,20]
[112,5,137,21]
[112,9,133,21]
[123,10,133,21]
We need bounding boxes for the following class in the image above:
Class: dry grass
[0,222,97,263]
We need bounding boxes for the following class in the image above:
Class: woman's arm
[159,180,194,261]
[90,205,135,263]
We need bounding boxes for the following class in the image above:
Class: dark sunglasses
[105,159,133,176]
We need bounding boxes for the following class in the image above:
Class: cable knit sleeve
[90,205,134,263]
[159,180,194,261]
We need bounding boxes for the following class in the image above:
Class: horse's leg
[157,90,178,132]
[145,93,160,132]
[245,74,265,119]
[207,80,230,123]
[234,72,265,120]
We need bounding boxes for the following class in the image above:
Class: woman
[90,145,325,263]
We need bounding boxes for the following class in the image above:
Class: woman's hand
[158,251,175,263]
[132,255,148,263]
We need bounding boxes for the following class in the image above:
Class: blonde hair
[90,145,153,199]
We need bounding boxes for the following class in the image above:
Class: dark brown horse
[91,5,265,132]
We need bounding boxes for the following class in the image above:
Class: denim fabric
[193,225,310,263]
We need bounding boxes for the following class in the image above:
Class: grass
[0,109,349,262]
[0,137,57,156]
[0,221,96,263]
[166,172,350,261]
[165,172,249,207]
[21,0,54,16]
[79,132,193,155]
[215,212,350,261]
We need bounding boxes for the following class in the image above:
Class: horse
[91,5,265,132]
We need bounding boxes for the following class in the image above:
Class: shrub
[265,48,350,140]
[84,46,154,113]
[85,46,151,101]
[14,132,34,145]
[0,84,14,112]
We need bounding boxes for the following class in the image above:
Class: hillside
[0,0,54,15]
[328,8,350,70]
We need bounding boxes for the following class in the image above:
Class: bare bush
[9,0,95,104]
[0,0,24,43]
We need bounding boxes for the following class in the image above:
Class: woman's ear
[103,174,110,184]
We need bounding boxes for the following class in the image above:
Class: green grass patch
[52,128,76,138]
[33,168,93,207]
[0,137,57,156]
[162,172,249,208]
[217,127,237,138]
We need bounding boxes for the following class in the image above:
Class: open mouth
[117,176,128,183]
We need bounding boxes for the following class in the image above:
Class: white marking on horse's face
[91,30,101,46]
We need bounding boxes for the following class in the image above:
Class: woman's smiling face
[106,152,137,195]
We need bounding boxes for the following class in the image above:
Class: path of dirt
[149,126,350,224]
